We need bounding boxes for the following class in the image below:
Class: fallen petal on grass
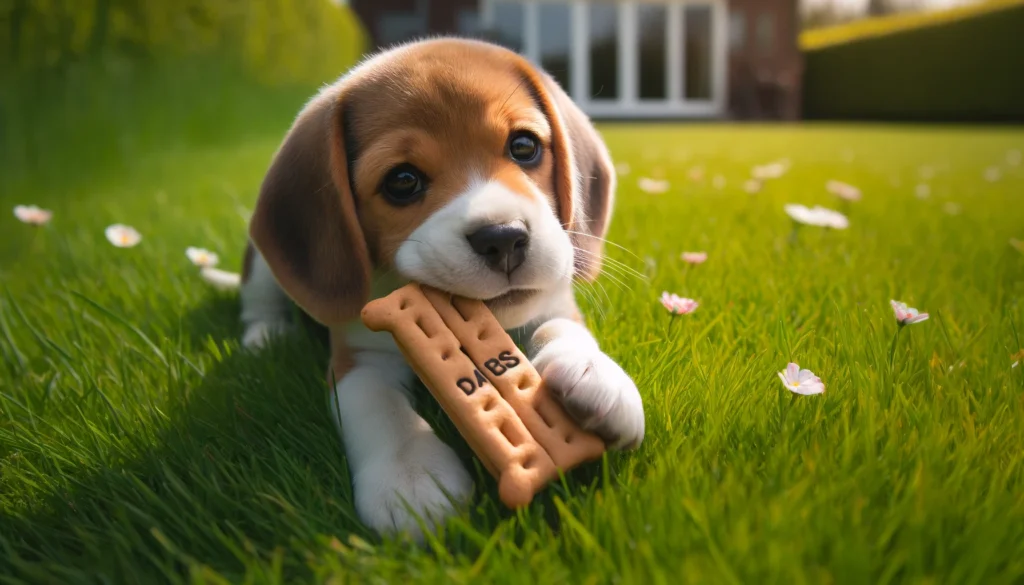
[681,251,708,264]
[777,363,825,395]
[13,205,53,225]
[785,204,819,226]
[812,206,850,230]
[752,161,789,180]
[785,204,848,229]
[638,177,670,194]
[826,180,862,202]
[200,267,242,290]
[105,224,142,248]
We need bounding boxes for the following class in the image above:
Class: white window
[479,0,726,118]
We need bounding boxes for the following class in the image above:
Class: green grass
[799,0,1024,50]
[2,94,1024,582]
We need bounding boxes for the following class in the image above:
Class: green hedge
[802,4,1024,122]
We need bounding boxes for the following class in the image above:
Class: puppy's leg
[331,348,473,542]
[528,290,645,450]
[239,242,293,349]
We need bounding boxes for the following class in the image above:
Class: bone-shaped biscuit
[360,283,605,508]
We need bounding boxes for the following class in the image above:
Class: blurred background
[1,0,1022,198]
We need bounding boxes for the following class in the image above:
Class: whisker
[575,254,631,294]
[574,247,648,283]
[563,229,644,262]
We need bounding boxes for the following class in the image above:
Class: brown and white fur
[239,38,644,541]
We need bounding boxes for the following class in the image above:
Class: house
[347,0,802,121]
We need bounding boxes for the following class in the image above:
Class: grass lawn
[2,116,1024,583]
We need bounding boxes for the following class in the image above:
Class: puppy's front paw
[353,433,473,542]
[534,343,645,450]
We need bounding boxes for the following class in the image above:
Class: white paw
[533,342,645,450]
[353,433,473,542]
[241,320,291,349]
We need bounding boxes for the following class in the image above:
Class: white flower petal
[638,177,670,194]
[186,246,220,268]
[793,379,825,395]
[105,224,142,248]
[13,205,53,225]
[200,267,241,290]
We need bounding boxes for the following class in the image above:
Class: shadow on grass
[0,296,603,580]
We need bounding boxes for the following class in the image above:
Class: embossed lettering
[484,358,506,376]
[457,378,476,395]
[498,350,520,369]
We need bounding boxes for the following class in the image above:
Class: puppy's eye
[508,132,541,165]
[381,164,427,205]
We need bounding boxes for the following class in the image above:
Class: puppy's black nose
[466,223,529,275]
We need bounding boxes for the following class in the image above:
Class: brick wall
[726,0,803,120]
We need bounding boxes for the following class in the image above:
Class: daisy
[638,177,670,194]
[777,363,825,395]
[826,180,862,202]
[752,161,788,180]
[811,206,850,230]
[185,247,219,268]
[890,300,929,326]
[784,203,820,226]
[681,251,708,265]
[660,292,698,315]
[13,205,53,226]
[200,267,241,291]
[784,204,848,229]
[105,224,142,248]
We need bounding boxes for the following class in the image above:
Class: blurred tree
[0,0,365,85]
[867,0,900,16]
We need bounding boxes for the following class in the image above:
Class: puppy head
[250,38,615,329]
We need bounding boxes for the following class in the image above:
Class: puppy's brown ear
[518,64,616,281]
[249,84,372,326]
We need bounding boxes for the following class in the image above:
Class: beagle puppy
[239,38,644,540]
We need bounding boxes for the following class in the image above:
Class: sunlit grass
[2,120,1024,583]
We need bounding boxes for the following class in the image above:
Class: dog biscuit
[360,283,605,508]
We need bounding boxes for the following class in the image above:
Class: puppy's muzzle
[466,222,530,275]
